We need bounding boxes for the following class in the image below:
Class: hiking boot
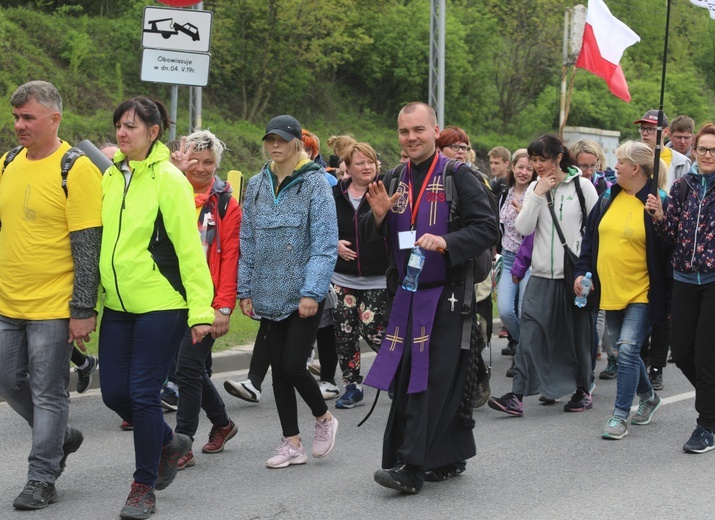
[155,432,191,491]
[601,416,628,440]
[649,367,664,391]
[683,425,715,454]
[266,438,308,468]
[563,389,593,412]
[505,358,516,378]
[119,481,156,520]
[312,414,338,458]
[631,394,662,425]
[599,354,618,380]
[319,381,339,400]
[223,379,261,403]
[75,355,98,394]
[160,387,178,412]
[501,339,517,356]
[374,464,422,494]
[488,392,523,417]
[335,383,364,409]
[202,419,238,454]
[177,450,195,471]
[120,420,134,431]
[13,481,57,510]
[58,427,83,478]
[473,379,491,409]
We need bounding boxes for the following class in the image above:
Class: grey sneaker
[631,394,662,425]
[75,354,98,393]
[58,427,84,478]
[119,481,156,520]
[602,416,628,440]
[13,481,57,510]
[155,432,191,491]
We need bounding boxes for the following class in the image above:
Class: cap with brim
[633,109,668,127]
[263,115,302,142]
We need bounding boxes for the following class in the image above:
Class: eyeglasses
[448,144,471,152]
[671,134,693,141]
[578,163,599,172]
[638,126,656,135]
[695,146,715,156]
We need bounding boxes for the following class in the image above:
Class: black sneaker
[506,358,515,378]
[160,387,178,412]
[424,461,466,482]
[649,367,664,391]
[58,427,84,478]
[75,355,98,394]
[13,480,57,510]
[563,389,593,412]
[374,464,423,494]
[501,339,517,356]
[120,481,156,520]
[683,425,715,454]
[155,432,191,490]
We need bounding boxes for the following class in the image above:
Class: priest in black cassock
[361,102,498,494]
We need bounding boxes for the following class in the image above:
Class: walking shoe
[155,432,191,490]
[649,367,664,391]
[160,387,178,412]
[374,464,422,494]
[501,339,517,356]
[120,420,134,431]
[498,327,509,339]
[601,416,629,440]
[119,481,156,520]
[473,380,491,409]
[202,419,238,454]
[58,427,83,477]
[335,383,364,409]
[424,461,466,482]
[177,450,195,471]
[563,389,593,412]
[631,394,662,425]
[12,481,57,510]
[312,414,338,457]
[505,358,516,378]
[539,395,557,405]
[319,380,339,400]
[223,379,261,403]
[266,438,308,468]
[75,355,98,394]
[599,354,618,380]
[307,360,321,377]
[683,425,715,454]
[488,392,523,417]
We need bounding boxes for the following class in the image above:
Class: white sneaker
[266,438,308,468]
[319,381,339,400]
[312,414,338,458]
[223,379,261,403]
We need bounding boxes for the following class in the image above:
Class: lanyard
[407,154,439,228]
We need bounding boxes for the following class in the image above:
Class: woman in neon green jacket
[97,97,214,520]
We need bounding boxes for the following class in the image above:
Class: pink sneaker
[312,414,338,458]
[266,438,308,469]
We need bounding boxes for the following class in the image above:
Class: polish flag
[575,0,640,102]
[690,0,715,19]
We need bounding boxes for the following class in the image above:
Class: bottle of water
[402,247,425,292]
[575,272,592,308]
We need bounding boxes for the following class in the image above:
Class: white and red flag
[575,0,640,102]
[690,0,715,19]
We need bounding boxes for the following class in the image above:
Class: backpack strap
[217,190,232,220]
[2,146,24,175]
[573,176,587,235]
[59,147,86,198]
[386,163,406,196]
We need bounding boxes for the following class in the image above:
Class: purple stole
[364,153,450,394]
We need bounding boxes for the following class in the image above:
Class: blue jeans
[496,250,530,342]
[99,308,188,487]
[606,304,653,419]
[0,315,73,483]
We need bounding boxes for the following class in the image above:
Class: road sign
[142,6,212,53]
[141,48,211,87]
[156,0,201,6]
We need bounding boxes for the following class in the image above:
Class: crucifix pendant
[448,293,457,312]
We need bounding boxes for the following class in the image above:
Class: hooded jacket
[100,142,214,327]
[238,160,338,321]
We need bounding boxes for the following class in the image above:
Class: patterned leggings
[331,285,387,384]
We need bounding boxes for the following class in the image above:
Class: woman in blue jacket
[238,115,339,468]
[575,141,671,440]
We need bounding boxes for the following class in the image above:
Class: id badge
[398,230,417,250]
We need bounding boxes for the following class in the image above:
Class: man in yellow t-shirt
[0,81,102,511]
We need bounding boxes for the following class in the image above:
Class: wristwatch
[218,307,232,315]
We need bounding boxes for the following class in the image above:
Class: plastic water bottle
[402,247,425,292]
[575,272,592,308]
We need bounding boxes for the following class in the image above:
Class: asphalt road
[0,335,710,520]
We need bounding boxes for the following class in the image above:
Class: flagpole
[651,0,672,205]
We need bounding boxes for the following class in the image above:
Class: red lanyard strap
[407,154,439,227]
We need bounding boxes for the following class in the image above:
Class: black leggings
[258,304,328,437]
